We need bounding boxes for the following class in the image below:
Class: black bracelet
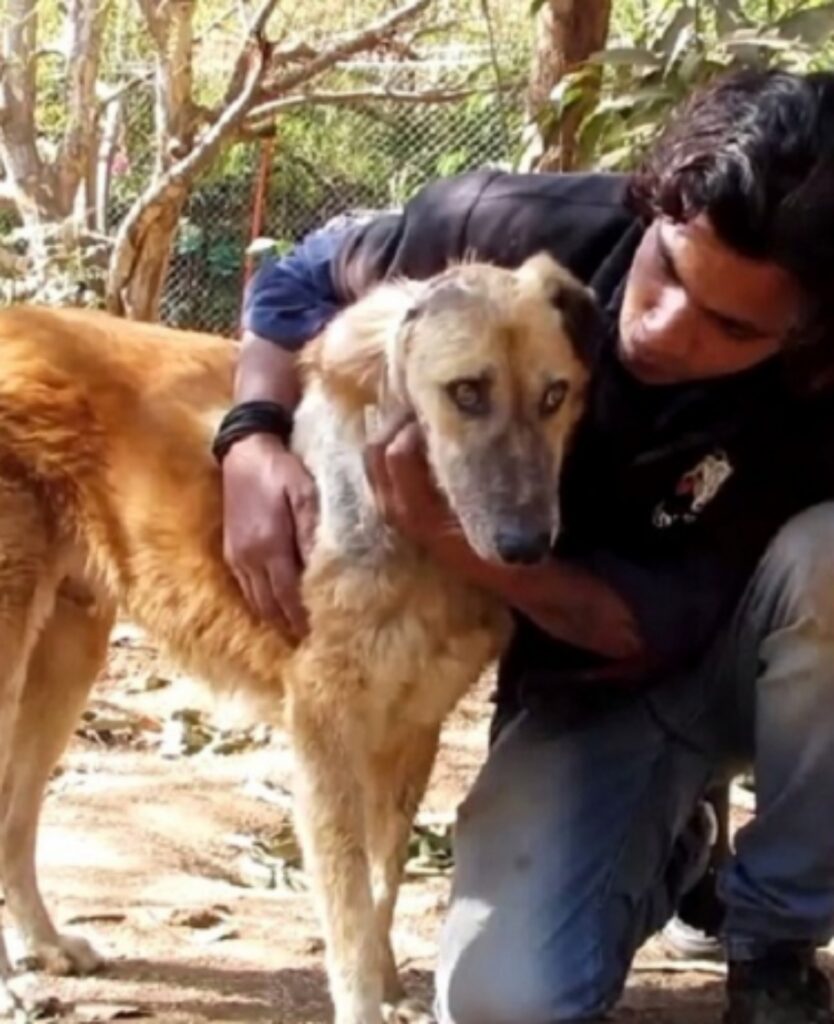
[212,400,294,465]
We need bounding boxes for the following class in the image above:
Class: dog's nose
[494,527,551,565]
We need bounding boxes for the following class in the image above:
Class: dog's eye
[540,380,569,417]
[446,378,490,416]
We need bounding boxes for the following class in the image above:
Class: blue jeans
[435,504,834,1024]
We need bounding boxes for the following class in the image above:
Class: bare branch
[161,0,197,161]
[248,0,279,38]
[136,0,168,51]
[218,0,279,110]
[269,40,317,64]
[255,0,430,103]
[107,33,271,316]
[0,246,27,276]
[55,0,109,213]
[98,69,154,109]
[246,84,489,123]
[0,0,38,133]
[194,2,238,43]
[0,0,56,219]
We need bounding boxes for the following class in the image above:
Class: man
[218,70,834,1023]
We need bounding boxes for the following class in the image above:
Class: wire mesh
[101,44,524,336]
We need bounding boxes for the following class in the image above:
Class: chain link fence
[108,56,526,336]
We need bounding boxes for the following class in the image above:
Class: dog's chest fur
[292,385,508,744]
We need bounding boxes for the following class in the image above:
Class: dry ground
[3,624,826,1024]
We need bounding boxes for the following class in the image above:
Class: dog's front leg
[289,690,383,1024]
[367,726,440,1021]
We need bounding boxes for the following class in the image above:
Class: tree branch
[135,0,167,51]
[245,84,489,123]
[0,0,56,220]
[136,0,199,168]
[55,0,109,213]
[107,28,273,315]
[254,0,431,103]
[98,69,154,109]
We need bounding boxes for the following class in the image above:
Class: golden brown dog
[0,253,593,1024]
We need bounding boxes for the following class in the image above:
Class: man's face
[618,214,803,385]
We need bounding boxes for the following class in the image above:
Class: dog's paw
[17,934,103,977]
[0,973,62,1022]
[383,997,435,1024]
[0,979,22,1019]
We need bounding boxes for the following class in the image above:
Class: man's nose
[642,289,694,354]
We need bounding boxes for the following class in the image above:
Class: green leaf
[657,5,696,58]
[587,46,663,69]
[246,237,279,258]
[595,85,675,115]
[436,150,470,177]
[720,30,801,52]
[175,221,203,256]
[529,0,548,15]
[714,0,749,36]
[666,23,696,71]
[548,73,589,119]
[776,2,834,44]
[596,143,640,171]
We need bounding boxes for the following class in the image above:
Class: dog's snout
[494,527,552,565]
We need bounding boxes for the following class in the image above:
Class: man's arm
[234,329,302,408]
[430,527,644,660]
[225,171,640,645]
[364,420,645,663]
[222,226,357,629]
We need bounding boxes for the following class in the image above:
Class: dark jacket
[243,169,834,707]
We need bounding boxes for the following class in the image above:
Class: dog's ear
[403,275,477,322]
[551,278,604,367]
[386,277,477,404]
[516,252,604,366]
[315,283,417,412]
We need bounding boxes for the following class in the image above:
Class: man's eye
[540,380,569,416]
[717,316,762,342]
[446,378,490,416]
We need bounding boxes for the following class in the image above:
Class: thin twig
[477,0,512,160]
[246,84,487,123]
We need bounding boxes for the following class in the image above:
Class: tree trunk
[524,0,612,172]
[107,184,188,321]
[0,0,59,275]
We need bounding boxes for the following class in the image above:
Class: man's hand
[363,416,460,549]
[362,416,644,663]
[222,432,318,638]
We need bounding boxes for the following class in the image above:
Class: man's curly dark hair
[627,69,834,388]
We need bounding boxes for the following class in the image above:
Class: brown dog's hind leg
[0,479,61,1009]
[3,582,114,976]
[368,728,440,1024]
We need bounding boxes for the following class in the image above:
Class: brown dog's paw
[0,973,63,1021]
[383,997,435,1024]
[18,934,103,977]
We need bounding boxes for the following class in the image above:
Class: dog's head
[390,254,595,565]
[315,252,597,565]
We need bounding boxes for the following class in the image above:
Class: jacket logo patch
[652,449,734,529]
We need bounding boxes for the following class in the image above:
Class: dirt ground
[4,623,828,1024]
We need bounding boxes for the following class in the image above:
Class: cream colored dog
[0,253,593,1024]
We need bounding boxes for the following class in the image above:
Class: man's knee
[759,503,834,633]
[438,960,616,1024]
[436,914,621,1024]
